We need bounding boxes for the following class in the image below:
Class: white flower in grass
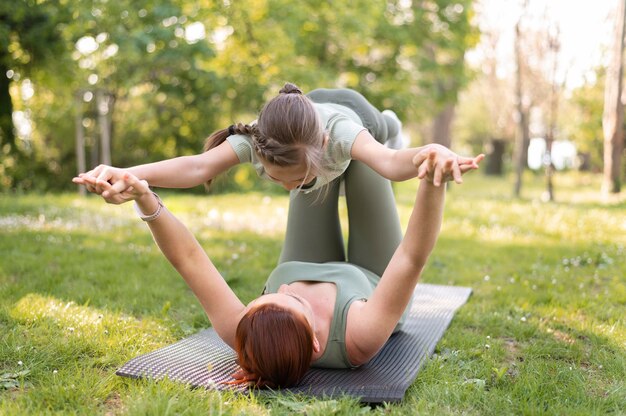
[53,370,58,374]
[18,361,23,366]
[484,275,490,281]
[520,316,527,322]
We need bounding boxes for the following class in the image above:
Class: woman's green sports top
[264,261,407,369]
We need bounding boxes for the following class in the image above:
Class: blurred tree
[602,0,625,194]
[3,0,479,192]
[64,1,224,166]
[562,69,605,170]
[0,0,70,189]
[454,29,515,169]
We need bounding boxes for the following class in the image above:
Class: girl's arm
[345,151,480,365]
[74,141,240,195]
[351,130,479,185]
[88,172,246,348]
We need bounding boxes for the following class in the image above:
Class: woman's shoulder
[273,261,363,274]
[268,262,372,293]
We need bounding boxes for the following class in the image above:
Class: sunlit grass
[1,171,624,414]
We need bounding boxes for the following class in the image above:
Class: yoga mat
[117,283,471,403]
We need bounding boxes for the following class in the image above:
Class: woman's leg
[307,88,400,145]
[344,161,402,276]
[278,178,346,264]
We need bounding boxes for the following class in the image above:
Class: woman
[78,149,482,388]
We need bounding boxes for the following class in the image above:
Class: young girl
[76,149,482,388]
[75,83,477,200]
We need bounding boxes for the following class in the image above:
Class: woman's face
[245,284,315,330]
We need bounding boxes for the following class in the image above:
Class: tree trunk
[513,21,530,198]
[97,89,113,166]
[0,58,16,156]
[602,0,626,195]
[485,138,506,175]
[431,104,455,148]
[544,26,561,202]
[75,93,86,196]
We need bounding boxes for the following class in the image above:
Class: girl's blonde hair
[203,83,329,190]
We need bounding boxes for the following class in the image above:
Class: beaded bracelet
[133,192,164,222]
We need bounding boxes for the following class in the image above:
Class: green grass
[1,171,624,415]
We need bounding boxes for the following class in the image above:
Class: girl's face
[262,162,316,191]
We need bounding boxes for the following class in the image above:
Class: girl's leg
[278,178,345,264]
[344,161,402,276]
[307,88,400,145]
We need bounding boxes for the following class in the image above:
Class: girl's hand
[73,169,150,205]
[72,165,126,195]
[412,144,484,186]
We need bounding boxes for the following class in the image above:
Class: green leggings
[278,161,402,277]
[306,88,399,144]
[279,88,402,276]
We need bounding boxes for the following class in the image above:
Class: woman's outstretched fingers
[122,173,149,194]
[412,150,429,169]
[442,157,456,184]
[458,154,485,174]
[102,175,136,199]
[433,155,444,186]
[452,158,463,183]
[418,150,435,180]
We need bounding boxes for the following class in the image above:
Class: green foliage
[453,80,499,154]
[0,173,625,414]
[564,69,606,170]
[2,0,478,192]
[0,0,73,190]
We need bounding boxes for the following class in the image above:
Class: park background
[1,0,625,414]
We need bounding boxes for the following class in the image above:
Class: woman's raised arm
[82,172,246,348]
[345,150,483,365]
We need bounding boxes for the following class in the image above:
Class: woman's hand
[412,144,484,186]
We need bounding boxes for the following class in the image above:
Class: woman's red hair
[234,303,314,388]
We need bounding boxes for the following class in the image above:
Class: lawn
[1,172,624,415]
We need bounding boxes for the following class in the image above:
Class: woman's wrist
[134,192,164,222]
[420,179,447,194]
